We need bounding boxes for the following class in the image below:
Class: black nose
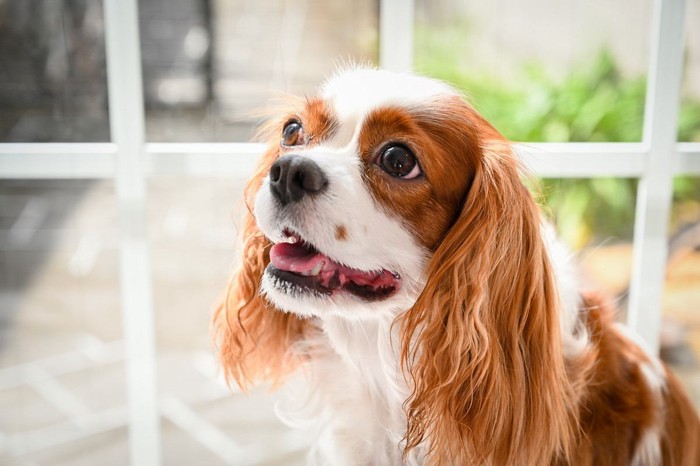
[269,154,328,205]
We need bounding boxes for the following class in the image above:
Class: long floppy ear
[212,143,309,390]
[401,141,574,465]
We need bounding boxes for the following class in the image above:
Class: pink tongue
[269,241,398,289]
[269,242,324,274]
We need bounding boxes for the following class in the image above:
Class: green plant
[415,24,700,249]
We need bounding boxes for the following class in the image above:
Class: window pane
[540,177,637,318]
[142,0,379,142]
[414,0,652,142]
[0,1,110,142]
[147,177,308,464]
[0,180,126,463]
[680,0,700,142]
[663,176,700,408]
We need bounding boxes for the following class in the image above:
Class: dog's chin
[260,267,409,319]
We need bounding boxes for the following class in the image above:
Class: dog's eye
[378,145,421,179]
[281,121,305,147]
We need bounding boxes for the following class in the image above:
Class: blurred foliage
[415,24,700,249]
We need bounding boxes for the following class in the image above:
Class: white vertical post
[628,0,686,353]
[104,1,161,465]
[379,0,415,72]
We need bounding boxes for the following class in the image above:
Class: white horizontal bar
[1,142,698,179]
[0,143,116,154]
[678,142,700,174]
[0,143,116,178]
[518,143,648,177]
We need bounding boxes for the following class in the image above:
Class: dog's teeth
[288,236,298,244]
[301,262,323,277]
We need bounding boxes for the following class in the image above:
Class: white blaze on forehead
[321,68,456,136]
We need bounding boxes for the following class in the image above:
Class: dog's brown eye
[281,121,304,147]
[379,145,421,179]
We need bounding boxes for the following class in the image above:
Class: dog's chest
[280,318,422,465]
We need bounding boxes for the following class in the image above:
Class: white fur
[255,140,427,319]
[322,68,455,145]
[252,69,450,463]
[542,223,590,358]
[254,68,587,465]
[275,317,424,466]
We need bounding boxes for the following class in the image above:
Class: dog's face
[220,69,573,465]
[254,69,493,318]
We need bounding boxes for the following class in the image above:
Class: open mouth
[266,229,401,301]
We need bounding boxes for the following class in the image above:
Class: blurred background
[0,0,698,464]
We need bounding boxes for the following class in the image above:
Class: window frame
[0,0,697,464]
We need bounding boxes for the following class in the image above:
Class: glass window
[147,177,309,464]
[0,180,125,463]
[680,0,700,142]
[142,0,380,142]
[663,177,700,407]
[0,1,110,142]
[540,177,637,318]
[414,0,653,142]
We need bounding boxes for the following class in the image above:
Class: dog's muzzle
[269,154,328,205]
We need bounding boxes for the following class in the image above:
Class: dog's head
[214,68,573,465]
[253,69,498,318]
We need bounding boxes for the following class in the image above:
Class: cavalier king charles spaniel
[213,68,700,465]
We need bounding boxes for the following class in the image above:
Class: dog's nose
[269,154,328,205]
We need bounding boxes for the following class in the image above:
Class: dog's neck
[282,315,418,465]
[322,314,405,396]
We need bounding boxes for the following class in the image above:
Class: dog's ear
[401,141,574,465]
[212,141,309,390]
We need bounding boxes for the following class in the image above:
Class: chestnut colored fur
[399,140,574,465]
[561,293,700,466]
[213,71,700,465]
[212,144,307,388]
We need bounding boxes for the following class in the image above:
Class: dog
[213,68,700,465]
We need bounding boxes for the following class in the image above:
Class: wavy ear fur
[401,141,574,465]
[212,142,309,390]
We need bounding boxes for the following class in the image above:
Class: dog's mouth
[266,229,401,301]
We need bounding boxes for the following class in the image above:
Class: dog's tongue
[269,241,398,289]
[269,241,324,275]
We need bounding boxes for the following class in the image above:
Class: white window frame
[0,0,697,464]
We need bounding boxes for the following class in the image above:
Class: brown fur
[334,224,348,241]
[212,97,337,388]
[661,368,700,466]
[214,84,700,465]
[211,142,307,388]
[357,100,481,249]
[399,136,575,465]
[561,293,700,466]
